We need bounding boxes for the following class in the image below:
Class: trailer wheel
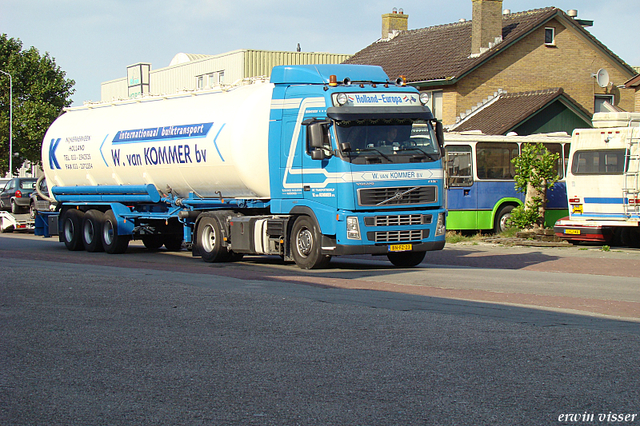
[494,205,515,234]
[291,216,331,269]
[102,210,130,254]
[82,210,105,252]
[61,209,85,251]
[197,217,224,262]
[387,251,426,267]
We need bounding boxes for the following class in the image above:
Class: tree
[508,143,560,230]
[0,34,75,176]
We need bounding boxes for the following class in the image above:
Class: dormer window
[545,27,555,46]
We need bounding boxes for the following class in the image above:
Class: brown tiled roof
[344,7,636,84]
[449,88,591,134]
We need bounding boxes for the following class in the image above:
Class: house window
[197,75,204,90]
[594,94,615,112]
[544,27,555,45]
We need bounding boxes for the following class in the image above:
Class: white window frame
[544,27,555,46]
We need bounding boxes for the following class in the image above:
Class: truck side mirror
[435,121,444,149]
[311,148,326,160]
[305,120,333,160]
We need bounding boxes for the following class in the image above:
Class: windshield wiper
[356,147,393,162]
[395,146,438,161]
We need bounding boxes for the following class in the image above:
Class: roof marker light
[329,75,338,87]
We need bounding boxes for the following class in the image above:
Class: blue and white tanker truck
[40,64,446,268]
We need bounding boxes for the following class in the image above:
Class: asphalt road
[1,233,639,425]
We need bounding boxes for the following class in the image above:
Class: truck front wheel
[291,216,330,269]
[102,210,130,254]
[197,217,224,262]
[61,209,85,251]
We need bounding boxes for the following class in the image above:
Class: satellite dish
[592,68,610,88]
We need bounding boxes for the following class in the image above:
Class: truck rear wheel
[291,216,331,269]
[387,251,426,267]
[102,210,130,254]
[82,210,105,252]
[197,217,224,262]
[61,209,85,251]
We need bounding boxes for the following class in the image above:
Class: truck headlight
[346,216,361,240]
[435,212,446,236]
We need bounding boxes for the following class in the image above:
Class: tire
[61,209,85,251]
[11,200,21,214]
[291,216,331,269]
[196,217,224,262]
[29,202,36,219]
[387,251,426,267]
[142,235,164,250]
[82,210,105,252]
[102,209,130,254]
[163,234,184,251]
[494,205,515,234]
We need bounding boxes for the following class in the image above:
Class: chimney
[382,8,408,40]
[471,0,503,55]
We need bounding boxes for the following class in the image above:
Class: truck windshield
[334,119,440,164]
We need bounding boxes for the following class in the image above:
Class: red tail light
[15,190,22,198]
[569,197,581,203]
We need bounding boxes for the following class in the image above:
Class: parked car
[0,177,38,214]
[29,178,55,218]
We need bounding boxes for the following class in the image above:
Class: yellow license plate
[389,244,412,252]
[564,229,581,235]
[572,205,583,214]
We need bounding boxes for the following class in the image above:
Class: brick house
[344,1,638,135]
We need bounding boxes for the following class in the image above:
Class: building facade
[101,49,351,101]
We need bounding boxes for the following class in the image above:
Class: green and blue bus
[444,131,571,233]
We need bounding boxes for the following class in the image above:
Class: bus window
[446,145,473,187]
[571,149,629,175]
[543,143,564,178]
[476,142,518,180]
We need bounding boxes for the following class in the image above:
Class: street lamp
[0,69,12,177]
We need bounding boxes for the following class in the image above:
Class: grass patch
[497,227,520,238]
[446,231,484,244]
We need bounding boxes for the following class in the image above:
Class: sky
[2,0,638,106]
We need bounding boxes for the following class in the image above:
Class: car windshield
[334,119,440,164]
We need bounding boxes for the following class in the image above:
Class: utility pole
[0,69,13,177]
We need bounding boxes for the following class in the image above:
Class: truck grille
[367,229,429,243]
[358,186,437,206]
[364,214,432,227]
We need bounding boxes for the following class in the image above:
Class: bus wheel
[494,205,515,234]
[102,210,130,254]
[61,209,85,251]
[387,251,426,267]
[197,217,224,262]
[291,216,331,269]
[82,210,105,252]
